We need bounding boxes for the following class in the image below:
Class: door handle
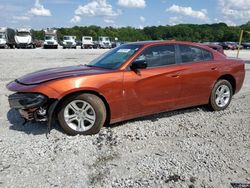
[211,67,217,70]
[171,75,180,78]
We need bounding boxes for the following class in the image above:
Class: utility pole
[237,30,244,58]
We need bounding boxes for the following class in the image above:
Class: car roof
[125,40,218,56]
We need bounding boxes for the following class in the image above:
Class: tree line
[33,21,250,42]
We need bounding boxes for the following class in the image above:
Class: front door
[122,44,182,120]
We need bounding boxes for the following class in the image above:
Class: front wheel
[58,93,106,135]
[209,80,233,111]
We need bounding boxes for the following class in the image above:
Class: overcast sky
[0,0,249,29]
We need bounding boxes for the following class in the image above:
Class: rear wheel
[58,93,106,135]
[209,80,233,111]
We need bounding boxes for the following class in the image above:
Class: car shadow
[7,106,210,135]
[7,108,63,135]
[110,105,210,128]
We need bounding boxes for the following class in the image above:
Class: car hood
[16,65,111,85]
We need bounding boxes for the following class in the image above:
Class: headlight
[8,93,47,109]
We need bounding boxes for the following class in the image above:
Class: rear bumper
[235,63,245,94]
[8,93,48,109]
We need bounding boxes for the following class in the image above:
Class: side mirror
[130,60,147,70]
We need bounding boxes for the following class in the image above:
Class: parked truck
[43,29,58,49]
[81,36,94,49]
[15,28,35,49]
[62,36,77,49]
[95,36,111,49]
[0,27,16,48]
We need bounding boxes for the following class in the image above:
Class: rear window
[179,45,213,63]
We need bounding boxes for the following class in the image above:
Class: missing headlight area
[8,93,47,109]
[8,93,49,122]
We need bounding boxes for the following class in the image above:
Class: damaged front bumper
[8,93,47,109]
[8,93,49,121]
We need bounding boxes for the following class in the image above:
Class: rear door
[122,44,182,119]
[176,44,220,108]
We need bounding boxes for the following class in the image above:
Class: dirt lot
[0,49,249,188]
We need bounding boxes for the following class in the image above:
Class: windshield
[17,32,30,37]
[64,36,71,40]
[0,34,4,39]
[84,37,92,40]
[99,37,109,41]
[45,35,55,40]
[88,44,142,69]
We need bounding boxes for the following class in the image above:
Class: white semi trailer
[0,27,16,48]
[15,28,35,49]
[43,29,58,49]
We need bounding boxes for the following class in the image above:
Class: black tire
[209,79,233,111]
[58,93,106,135]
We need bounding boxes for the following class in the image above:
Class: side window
[179,45,213,63]
[202,49,213,60]
[135,44,176,67]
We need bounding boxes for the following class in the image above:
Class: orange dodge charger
[7,41,245,135]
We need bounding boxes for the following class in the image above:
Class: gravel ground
[0,49,249,188]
